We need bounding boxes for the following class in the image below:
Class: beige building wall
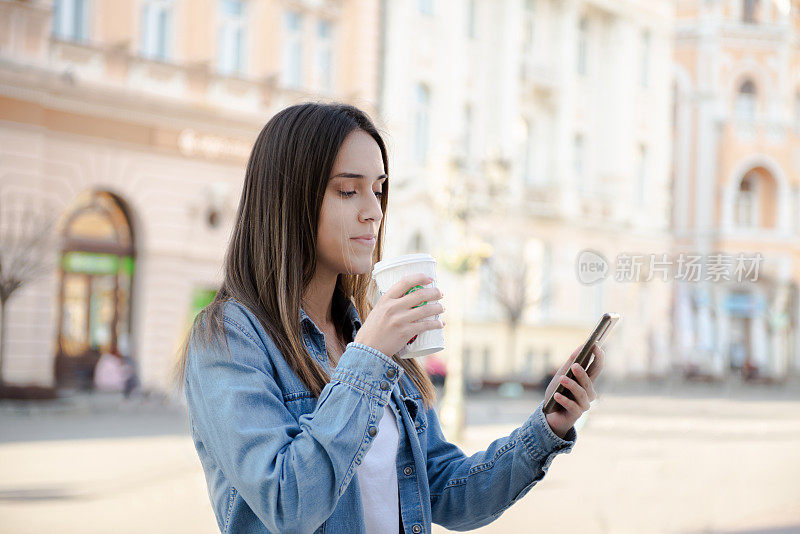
[0,0,382,391]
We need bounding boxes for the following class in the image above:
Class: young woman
[175,102,605,534]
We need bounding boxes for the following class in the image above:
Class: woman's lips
[351,236,376,246]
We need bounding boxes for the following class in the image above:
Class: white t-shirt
[357,404,400,533]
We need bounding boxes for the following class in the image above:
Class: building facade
[672,0,800,381]
[0,0,381,391]
[379,0,676,383]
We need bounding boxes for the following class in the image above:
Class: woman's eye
[338,190,384,199]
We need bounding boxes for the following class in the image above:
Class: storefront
[55,191,135,389]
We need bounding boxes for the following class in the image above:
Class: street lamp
[435,155,495,443]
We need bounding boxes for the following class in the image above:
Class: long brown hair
[173,102,436,409]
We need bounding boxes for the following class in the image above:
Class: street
[1,381,799,534]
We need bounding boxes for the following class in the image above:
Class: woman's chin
[342,259,375,276]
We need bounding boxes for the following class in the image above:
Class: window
[217,0,246,75]
[316,20,334,92]
[523,349,535,377]
[640,30,651,88]
[735,173,758,228]
[519,118,535,185]
[418,0,433,15]
[743,0,759,23]
[477,255,495,312]
[462,103,473,158]
[52,0,89,42]
[637,144,648,205]
[466,0,476,38]
[577,17,588,76]
[574,134,586,192]
[408,230,424,253]
[736,79,757,121]
[282,10,303,88]
[523,0,536,53]
[413,83,431,164]
[795,91,800,131]
[141,0,173,60]
[541,243,552,318]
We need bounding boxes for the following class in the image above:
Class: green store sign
[62,252,135,276]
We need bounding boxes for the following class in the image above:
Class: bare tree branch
[0,193,58,385]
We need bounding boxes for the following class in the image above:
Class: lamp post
[435,157,494,443]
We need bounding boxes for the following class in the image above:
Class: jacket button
[380,380,389,390]
[386,368,396,378]
[403,466,413,476]
[414,420,420,429]
[368,426,378,437]
[412,525,422,533]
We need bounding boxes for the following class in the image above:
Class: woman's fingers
[587,344,605,381]
[558,373,591,411]
[570,362,597,402]
[553,391,581,415]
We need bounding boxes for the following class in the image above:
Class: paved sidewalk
[0,383,798,533]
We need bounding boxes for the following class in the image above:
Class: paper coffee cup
[371,253,445,359]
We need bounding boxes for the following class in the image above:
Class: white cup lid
[371,253,436,278]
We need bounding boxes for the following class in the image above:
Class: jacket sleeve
[425,399,577,531]
[184,308,402,534]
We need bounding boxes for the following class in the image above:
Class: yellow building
[0,0,381,391]
[672,0,800,380]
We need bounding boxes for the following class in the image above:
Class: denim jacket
[184,293,577,534]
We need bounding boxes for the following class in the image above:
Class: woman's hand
[354,272,445,358]
[543,343,605,440]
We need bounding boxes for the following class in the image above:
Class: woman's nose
[361,196,383,222]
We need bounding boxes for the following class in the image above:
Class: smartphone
[542,312,620,415]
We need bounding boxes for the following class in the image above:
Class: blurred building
[3,0,795,395]
[672,0,800,380]
[379,0,675,383]
[0,0,381,390]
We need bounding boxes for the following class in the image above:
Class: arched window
[413,83,431,164]
[735,172,758,228]
[56,191,136,388]
[735,79,757,121]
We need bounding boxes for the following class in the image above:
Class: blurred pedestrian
[93,348,131,393]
